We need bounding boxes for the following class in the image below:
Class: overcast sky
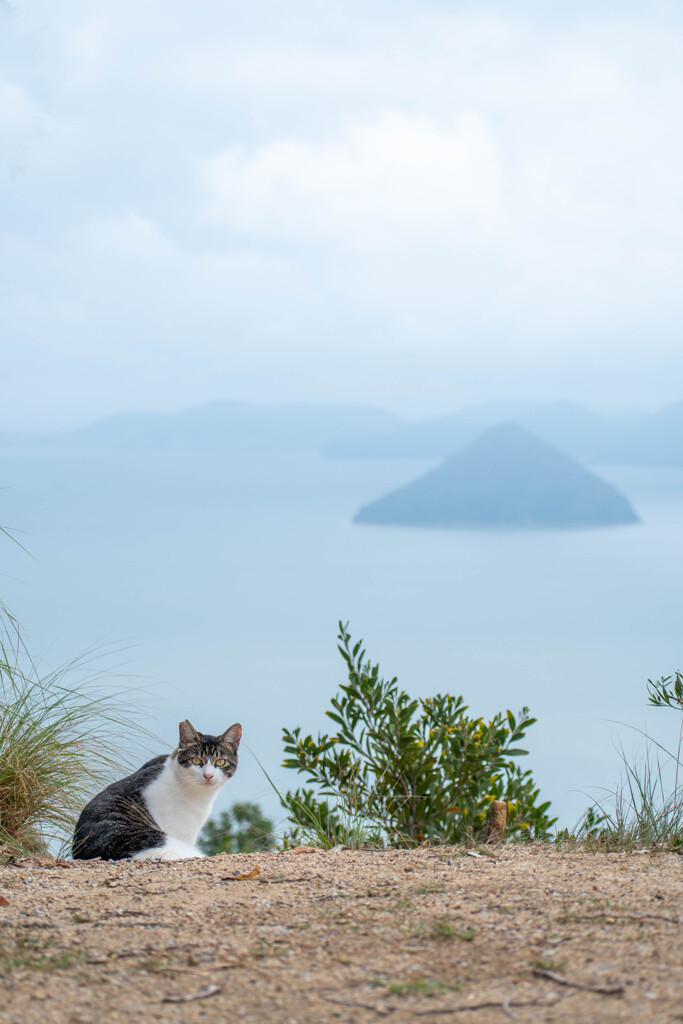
[2,0,683,430]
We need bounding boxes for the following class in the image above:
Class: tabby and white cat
[72,720,241,861]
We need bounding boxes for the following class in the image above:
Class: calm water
[2,448,682,830]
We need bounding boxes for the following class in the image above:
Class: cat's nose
[203,770,214,781]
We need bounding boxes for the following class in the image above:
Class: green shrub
[198,801,276,855]
[280,623,555,846]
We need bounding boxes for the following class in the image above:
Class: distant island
[354,424,640,530]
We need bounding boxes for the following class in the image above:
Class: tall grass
[0,603,144,858]
[575,729,683,849]
[252,749,384,849]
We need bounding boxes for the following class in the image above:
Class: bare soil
[1,846,682,1023]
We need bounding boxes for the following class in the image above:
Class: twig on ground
[560,912,678,926]
[321,995,392,1015]
[265,875,313,884]
[321,993,565,1018]
[152,962,244,976]
[532,968,624,995]
[101,910,150,919]
[161,983,222,1003]
[500,998,515,1021]
[85,947,172,964]
[98,921,168,929]
[413,995,565,1017]
[141,886,185,895]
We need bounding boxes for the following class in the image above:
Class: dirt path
[1,846,681,1023]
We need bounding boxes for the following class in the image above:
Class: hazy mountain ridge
[13,402,403,454]
[354,424,640,530]
[2,400,682,467]
[326,401,683,467]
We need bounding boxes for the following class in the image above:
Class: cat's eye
[191,756,203,765]
[214,758,227,767]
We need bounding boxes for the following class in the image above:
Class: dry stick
[320,993,565,1018]
[320,995,392,1016]
[100,910,150,919]
[161,983,223,1004]
[413,994,566,1017]
[500,999,515,1021]
[532,968,624,995]
[560,912,679,926]
[153,962,245,976]
[153,967,219,978]
[98,921,168,928]
[485,800,507,843]
[142,886,185,895]
[86,954,140,964]
[265,875,313,884]
[85,946,179,964]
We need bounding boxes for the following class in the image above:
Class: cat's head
[173,720,242,790]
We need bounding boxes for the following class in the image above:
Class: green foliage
[198,801,276,855]
[280,623,555,846]
[648,672,683,712]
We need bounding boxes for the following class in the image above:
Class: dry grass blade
[221,865,261,880]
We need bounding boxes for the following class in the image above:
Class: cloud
[194,51,683,345]
[3,0,683,428]
[199,112,503,251]
[0,79,51,175]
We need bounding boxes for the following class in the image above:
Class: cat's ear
[179,720,200,748]
[221,723,242,750]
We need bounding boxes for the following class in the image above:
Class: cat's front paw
[160,839,205,860]
[132,840,204,861]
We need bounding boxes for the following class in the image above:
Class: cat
[72,720,242,861]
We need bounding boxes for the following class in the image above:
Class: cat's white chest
[143,759,219,846]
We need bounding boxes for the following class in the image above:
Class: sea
[2,446,682,832]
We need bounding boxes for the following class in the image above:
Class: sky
[2,0,683,430]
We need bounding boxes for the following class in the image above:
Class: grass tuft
[428,917,476,942]
[0,603,146,858]
[573,730,683,850]
[532,958,566,973]
[373,977,461,997]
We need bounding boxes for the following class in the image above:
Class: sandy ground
[0,845,682,1024]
